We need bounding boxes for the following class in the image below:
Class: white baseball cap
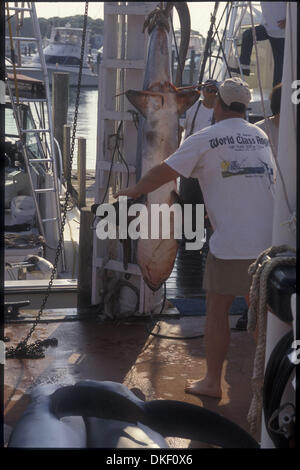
[218,77,251,107]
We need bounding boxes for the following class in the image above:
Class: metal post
[172,49,175,82]
[52,72,69,157]
[189,49,195,85]
[63,124,71,187]
[78,206,94,309]
[77,137,86,209]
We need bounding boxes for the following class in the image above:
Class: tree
[5,15,104,45]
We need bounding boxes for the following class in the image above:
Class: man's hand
[277,19,286,29]
[114,162,180,200]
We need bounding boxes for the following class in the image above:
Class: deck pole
[78,206,94,309]
[63,124,71,188]
[52,72,69,162]
[77,137,86,208]
[189,49,195,85]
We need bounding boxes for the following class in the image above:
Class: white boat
[5,4,81,308]
[7,25,99,87]
[4,74,80,308]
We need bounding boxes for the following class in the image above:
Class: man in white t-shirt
[181,79,218,138]
[229,2,286,87]
[256,82,282,159]
[115,77,275,398]
[180,79,219,233]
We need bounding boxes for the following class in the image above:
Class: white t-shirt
[182,100,214,138]
[165,118,275,260]
[261,2,286,38]
[256,117,279,158]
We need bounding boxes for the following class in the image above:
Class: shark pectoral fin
[126,90,149,117]
[175,90,200,115]
[125,90,164,117]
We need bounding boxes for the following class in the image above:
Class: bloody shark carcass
[125,7,199,291]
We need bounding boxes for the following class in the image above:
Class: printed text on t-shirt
[209,134,269,149]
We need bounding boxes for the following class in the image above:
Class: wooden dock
[166,244,206,299]
[71,169,96,207]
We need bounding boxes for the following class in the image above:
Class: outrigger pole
[198,2,219,84]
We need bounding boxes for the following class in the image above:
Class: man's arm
[114,162,181,199]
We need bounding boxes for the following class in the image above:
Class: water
[5,86,99,172]
[67,87,98,171]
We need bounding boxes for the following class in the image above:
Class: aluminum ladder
[5,2,65,269]
[218,1,262,81]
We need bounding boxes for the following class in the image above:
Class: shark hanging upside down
[124,6,199,291]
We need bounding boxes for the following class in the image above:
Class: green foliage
[6,15,104,47]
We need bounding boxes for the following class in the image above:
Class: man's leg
[229,24,269,75]
[185,291,235,398]
[269,37,285,87]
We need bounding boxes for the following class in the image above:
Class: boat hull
[6,65,98,87]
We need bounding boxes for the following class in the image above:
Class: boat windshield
[51,29,82,46]
[45,55,81,66]
[5,103,48,172]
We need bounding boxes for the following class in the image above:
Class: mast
[198,1,219,83]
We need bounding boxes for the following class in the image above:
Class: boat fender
[23,255,54,280]
[11,195,36,225]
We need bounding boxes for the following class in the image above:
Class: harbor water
[67,87,98,171]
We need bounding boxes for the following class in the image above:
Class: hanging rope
[246,245,296,436]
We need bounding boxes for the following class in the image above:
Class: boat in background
[4,73,80,308]
[5,3,80,308]
[7,24,99,87]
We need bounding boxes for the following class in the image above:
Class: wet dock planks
[166,244,206,298]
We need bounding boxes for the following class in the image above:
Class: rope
[5,233,45,248]
[246,245,296,436]
[66,218,77,279]
[143,5,170,34]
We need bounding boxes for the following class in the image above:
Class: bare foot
[185,379,222,398]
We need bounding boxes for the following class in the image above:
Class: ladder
[91,2,162,314]
[217,1,273,115]
[5,2,65,268]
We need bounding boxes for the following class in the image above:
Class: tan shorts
[203,251,256,296]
